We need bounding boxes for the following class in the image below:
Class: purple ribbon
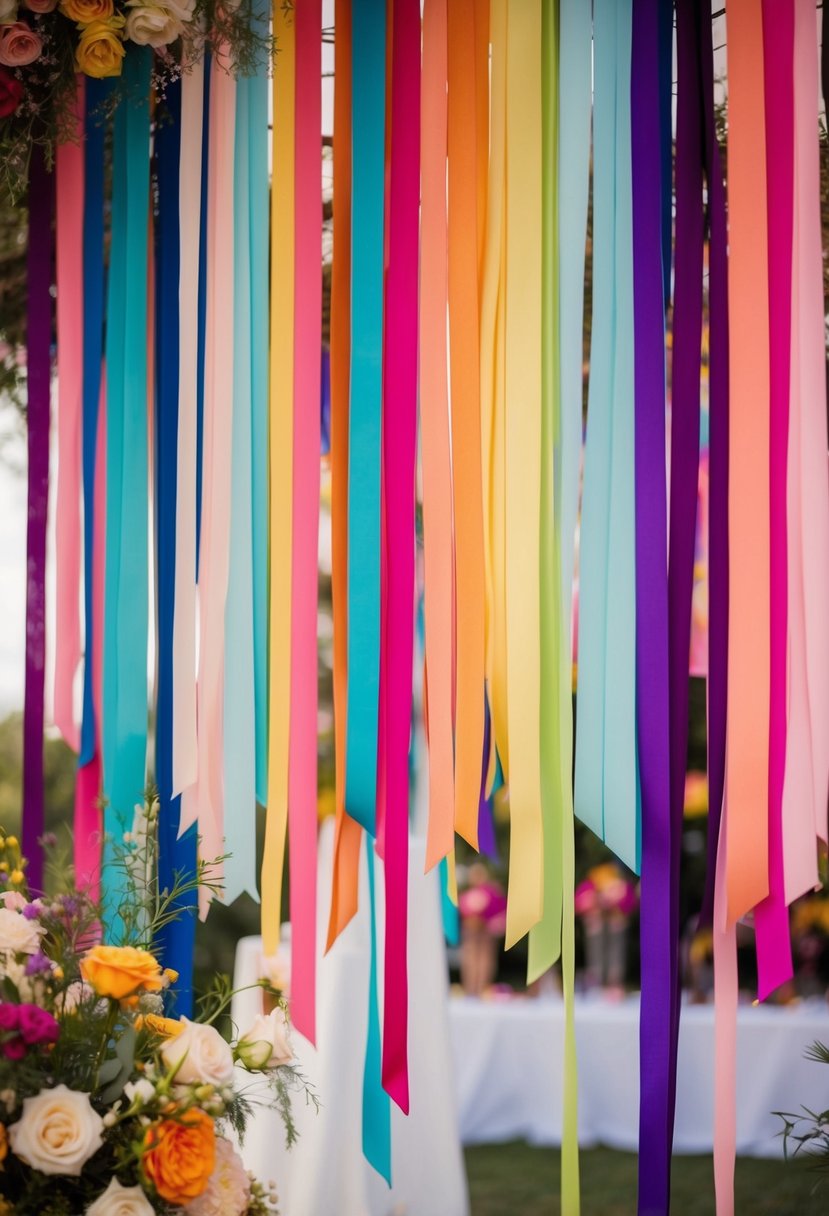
[22,147,54,892]
[699,0,730,928]
[631,1,673,1211]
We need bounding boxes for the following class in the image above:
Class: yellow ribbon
[262,0,295,955]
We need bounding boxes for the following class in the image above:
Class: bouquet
[0,804,311,1215]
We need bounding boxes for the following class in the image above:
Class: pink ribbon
[288,0,322,1042]
[54,79,85,754]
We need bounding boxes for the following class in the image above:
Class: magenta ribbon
[22,147,54,892]
[631,1,674,1211]
[380,0,420,1116]
[754,0,795,1000]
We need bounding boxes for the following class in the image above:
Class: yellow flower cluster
[58,0,124,78]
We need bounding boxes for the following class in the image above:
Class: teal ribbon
[249,12,270,809]
[439,857,460,947]
[102,48,152,927]
[223,70,258,905]
[345,0,386,836]
[573,0,639,873]
[363,841,391,1183]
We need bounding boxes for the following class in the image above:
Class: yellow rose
[60,0,112,20]
[74,15,125,79]
[80,944,163,1000]
[137,1013,184,1039]
[142,1109,216,1205]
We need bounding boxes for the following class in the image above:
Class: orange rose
[0,1122,7,1168]
[137,1013,184,1039]
[60,0,113,20]
[80,945,164,1000]
[142,1109,216,1204]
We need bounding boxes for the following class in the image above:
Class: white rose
[0,907,44,955]
[9,1085,105,1176]
[235,1009,293,1071]
[125,4,183,46]
[0,0,17,23]
[158,0,193,20]
[160,1017,235,1088]
[86,1178,155,1216]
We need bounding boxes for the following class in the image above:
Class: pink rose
[0,20,42,65]
[23,0,58,11]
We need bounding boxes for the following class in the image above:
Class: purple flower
[21,903,41,921]
[17,1004,59,1046]
[24,951,51,977]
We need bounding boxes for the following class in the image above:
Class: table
[232,821,469,1216]
[450,994,829,1156]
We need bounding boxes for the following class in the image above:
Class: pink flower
[17,1004,59,1046]
[1,891,28,912]
[2,1037,26,1061]
[0,1005,19,1033]
[0,20,42,65]
[23,0,58,9]
[0,66,22,118]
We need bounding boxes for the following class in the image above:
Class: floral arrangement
[0,810,312,1215]
[574,863,638,920]
[0,0,275,201]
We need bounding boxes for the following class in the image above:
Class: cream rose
[235,1009,293,1071]
[9,1085,105,1176]
[160,1017,235,1087]
[0,19,42,65]
[0,0,17,24]
[0,907,44,955]
[124,4,182,46]
[86,1178,155,1216]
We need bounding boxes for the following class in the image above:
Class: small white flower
[9,1085,104,1176]
[0,907,44,956]
[123,1078,156,1108]
[0,1088,15,1114]
[102,1111,118,1129]
[85,1177,155,1215]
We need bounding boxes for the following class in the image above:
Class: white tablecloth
[451,994,829,1156]
[232,821,469,1216]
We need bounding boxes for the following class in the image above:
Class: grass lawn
[464,1144,828,1215]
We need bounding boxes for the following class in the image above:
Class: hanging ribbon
[22,146,53,892]
[420,0,455,872]
[262,0,295,956]
[363,842,391,1184]
[381,0,420,1114]
[327,0,362,949]
[54,80,84,757]
[447,0,485,849]
[557,0,591,1206]
[504,0,543,948]
[154,79,196,1015]
[631,1,673,1212]
[345,0,386,836]
[102,49,152,925]
[699,0,729,928]
[249,12,270,813]
[713,799,738,1216]
[574,0,639,875]
[186,55,237,913]
[479,0,507,781]
[724,0,770,925]
[223,62,258,906]
[527,0,562,983]
[789,0,829,854]
[290,0,322,1043]
[754,0,795,1001]
[195,58,211,574]
[171,59,204,802]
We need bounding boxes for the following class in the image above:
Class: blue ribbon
[574,0,640,874]
[363,842,391,1183]
[102,47,152,926]
[345,0,386,836]
[79,78,113,770]
[154,78,196,1015]
[223,67,258,904]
